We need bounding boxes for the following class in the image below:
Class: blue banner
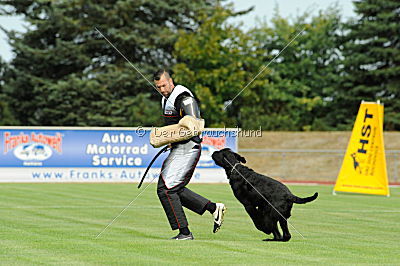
[0,128,237,168]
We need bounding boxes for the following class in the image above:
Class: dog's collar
[230,162,241,174]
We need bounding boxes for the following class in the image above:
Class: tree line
[0,0,399,130]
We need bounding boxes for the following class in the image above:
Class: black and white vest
[161,85,201,144]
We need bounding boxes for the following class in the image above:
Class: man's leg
[156,145,200,239]
[179,187,209,215]
[176,144,226,233]
[179,181,226,234]
[157,142,226,237]
[179,187,226,233]
[157,176,189,231]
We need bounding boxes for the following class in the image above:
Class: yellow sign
[334,101,389,196]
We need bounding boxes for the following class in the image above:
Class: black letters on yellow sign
[358,109,374,154]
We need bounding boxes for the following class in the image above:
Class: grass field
[0,183,399,265]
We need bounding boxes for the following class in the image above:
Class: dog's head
[211,148,246,170]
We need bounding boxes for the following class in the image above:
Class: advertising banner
[0,127,238,183]
[334,101,389,196]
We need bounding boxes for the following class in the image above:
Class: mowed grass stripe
[0,184,399,265]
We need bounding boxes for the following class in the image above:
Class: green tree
[0,57,18,125]
[245,7,343,130]
[173,6,343,130]
[0,0,218,126]
[173,4,255,127]
[335,0,400,130]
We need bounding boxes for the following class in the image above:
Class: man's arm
[178,95,201,119]
[150,94,203,148]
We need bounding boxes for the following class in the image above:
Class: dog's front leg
[243,205,271,235]
[271,223,282,241]
[261,222,283,241]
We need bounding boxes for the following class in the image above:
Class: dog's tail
[290,192,318,204]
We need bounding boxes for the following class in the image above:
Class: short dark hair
[153,69,171,81]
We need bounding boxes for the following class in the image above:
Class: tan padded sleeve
[149,116,205,148]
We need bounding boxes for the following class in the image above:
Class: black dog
[212,148,318,241]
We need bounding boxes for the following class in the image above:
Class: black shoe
[170,232,194,240]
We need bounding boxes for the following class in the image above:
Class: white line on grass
[94,151,178,239]
[94,179,157,239]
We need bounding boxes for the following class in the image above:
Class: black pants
[157,142,209,230]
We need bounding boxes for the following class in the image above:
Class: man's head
[153,69,174,98]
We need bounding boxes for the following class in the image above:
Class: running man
[152,69,226,240]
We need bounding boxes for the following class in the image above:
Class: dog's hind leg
[272,222,282,241]
[279,218,291,242]
[262,221,282,241]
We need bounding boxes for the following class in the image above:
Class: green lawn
[0,183,398,265]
